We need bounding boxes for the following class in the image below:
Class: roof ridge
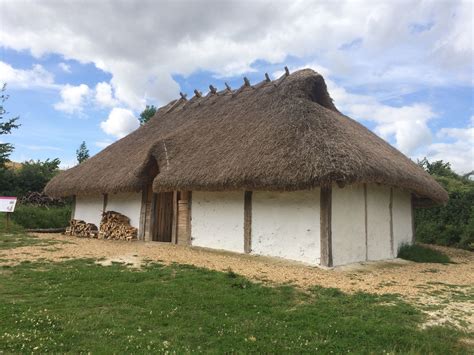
[161,67,293,114]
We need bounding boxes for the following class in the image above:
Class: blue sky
[0,0,472,172]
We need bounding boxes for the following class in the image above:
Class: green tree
[76,141,90,164]
[0,159,61,196]
[417,158,458,179]
[0,83,20,167]
[139,105,157,125]
[415,158,474,250]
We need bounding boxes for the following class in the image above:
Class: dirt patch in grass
[95,254,144,268]
[2,233,473,331]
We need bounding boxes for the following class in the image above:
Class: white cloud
[58,62,71,73]
[0,61,56,89]
[283,63,437,155]
[0,1,471,172]
[437,116,474,142]
[94,81,117,107]
[421,116,474,174]
[100,108,139,139]
[54,84,90,113]
[0,0,470,110]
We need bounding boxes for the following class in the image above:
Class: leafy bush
[10,205,71,229]
[397,244,451,264]
[0,158,61,197]
[415,159,474,250]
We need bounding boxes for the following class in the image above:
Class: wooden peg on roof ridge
[284,66,290,76]
[193,89,202,98]
[264,73,271,82]
[243,77,251,86]
[179,92,187,100]
[225,82,232,91]
[209,85,217,94]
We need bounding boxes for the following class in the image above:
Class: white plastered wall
[366,185,392,260]
[106,191,142,228]
[392,189,413,254]
[74,195,104,228]
[331,185,366,266]
[251,190,321,265]
[191,191,245,253]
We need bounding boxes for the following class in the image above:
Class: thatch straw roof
[45,69,448,205]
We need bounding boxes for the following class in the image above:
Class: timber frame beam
[389,187,394,257]
[320,186,333,267]
[244,191,252,253]
[102,193,108,213]
[138,188,148,240]
[71,195,76,220]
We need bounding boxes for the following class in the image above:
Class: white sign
[0,197,17,212]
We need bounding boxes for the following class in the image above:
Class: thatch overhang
[45,69,448,205]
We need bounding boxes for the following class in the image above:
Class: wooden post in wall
[143,185,155,241]
[171,191,178,244]
[389,188,394,257]
[71,195,76,220]
[363,184,368,261]
[102,193,108,213]
[244,191,252,253]
[138,188,147,240]
[176,191,191,245]
[411,194,416,244]
[187,192,192,245]
[320,186,333,267]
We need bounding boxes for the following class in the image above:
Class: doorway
[153,192,174,242]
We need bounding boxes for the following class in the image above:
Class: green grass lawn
[398,243,451,263]
[0,216,60,250]
[0,258,469,353]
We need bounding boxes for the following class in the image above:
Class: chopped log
[20,191,66,207]
[64,211,137,241]
[98,211,137,241]
[27,227,66,233]
[64,219,98,238]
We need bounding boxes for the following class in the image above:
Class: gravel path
[2,233,473,330]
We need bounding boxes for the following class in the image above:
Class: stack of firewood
[98,211,137,241]
[20,191,66,207]
[64,219,98,238]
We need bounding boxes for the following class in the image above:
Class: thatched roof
[45,69,448,205]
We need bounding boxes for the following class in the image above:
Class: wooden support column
[143,185,155,242]
[102,193,108,213]
[171,191,178,244]
[411,194,416,244]
[187,192,192,245]
[364,184,368,261]
[71,195,76,220]
[138,188,147,240]
[177,191,191,245]
[320,186,333,267]
[244,191,252,253]
[389,187,394,257]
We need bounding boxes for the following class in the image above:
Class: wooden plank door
[153,192,174,242]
